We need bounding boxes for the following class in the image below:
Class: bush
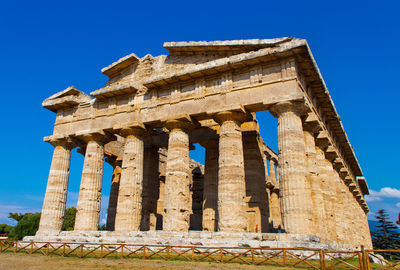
[0,224,13,234]
[8,213,41,240]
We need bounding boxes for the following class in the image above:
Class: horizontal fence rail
[0,240,399,269]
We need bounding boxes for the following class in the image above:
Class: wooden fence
[0,240,399,269]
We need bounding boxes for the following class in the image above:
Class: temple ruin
[30,38,372,249]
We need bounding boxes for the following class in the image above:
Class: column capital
[74,130,116,144]
[44,135,76,149]
[165,119,194,132]
[269,101,308,118]
[213,110,246,124]
[119,126,147,138]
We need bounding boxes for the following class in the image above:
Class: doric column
[75,132,112,231]
[304,129,327,238]
[269,188,282,231]
[106,160,121,231]
[269,159,276,182]
[38,137,74,233]
[114,127,146,232]
[201,140,219,232]
[315,146,338,242]
[270,101,313,234]
[214,111,247,232]
[141,145,160,231]
[163,120,192,231]
[243,132,269,233]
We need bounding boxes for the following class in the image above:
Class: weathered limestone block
[303,130,328,238]
[106,164,121,231]
[141,145,160,230]
[214,111,247,232]
[270,102,313,234]
[115,127,146,232]
[163,120,191,231]
[201,140,219,232]
[243,132,269,233]
[75,139,105,231]
[38,140,73,233]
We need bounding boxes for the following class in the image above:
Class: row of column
[38,102,371,249]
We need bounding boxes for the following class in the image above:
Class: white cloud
[369,187,400,199]
[365,196,382,202]
[365,187,400,203]
[396,202,400,208]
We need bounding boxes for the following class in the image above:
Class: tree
[8,213,41,240]
[8,213,25,222]
[62,207,77,231]
[0,224,12,234]
[372,209,400,259]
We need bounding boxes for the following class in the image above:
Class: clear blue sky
[0,0,399,225]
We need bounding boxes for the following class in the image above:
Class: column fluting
[114,127,146,232]
[271,102,313,234]
[38,139,73,233]
[163,120,191,232]
[201,140,219,232]
[75,138,105,231]
[214,111,247,232]
[106,163,121,231]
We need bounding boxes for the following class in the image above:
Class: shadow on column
[243,131,270,233]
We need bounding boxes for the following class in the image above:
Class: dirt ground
[0,253,295,270]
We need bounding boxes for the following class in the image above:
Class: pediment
[42,86,92,112]
[101,53,140,79]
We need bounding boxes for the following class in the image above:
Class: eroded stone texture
[115,129,145,232]
[38,142,72,233]
[141,145,160,230]
[271,102,313,234]
[214,111,247,232]
[243,132,269,233]
[201,140,219,232]
[106,164,121,231]
[316,146,338,242]
[303,130,328,239]
[75,139,105,231]
[163,121,191,231]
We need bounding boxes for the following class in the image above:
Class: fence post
[220,248,223,263]
[100,244,103,258]
[120,244,124,259]
[30,242,33,254]
[365,250,371,270]
[80,244,83,258]
[283,249,287,266]
[143,246,146,259]
[319,249,326,270]
[62,243,66,257]
[251,249,254,265]
[360,245,369,270]
[0,240,2,253]
[14,241,17,253]
[167,246,170,260]
[46,243,49,256]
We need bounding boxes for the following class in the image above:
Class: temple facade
[33,38,372,249]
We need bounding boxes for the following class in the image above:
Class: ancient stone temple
[30,38,372,249]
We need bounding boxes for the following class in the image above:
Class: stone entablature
[36,38,372,249]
